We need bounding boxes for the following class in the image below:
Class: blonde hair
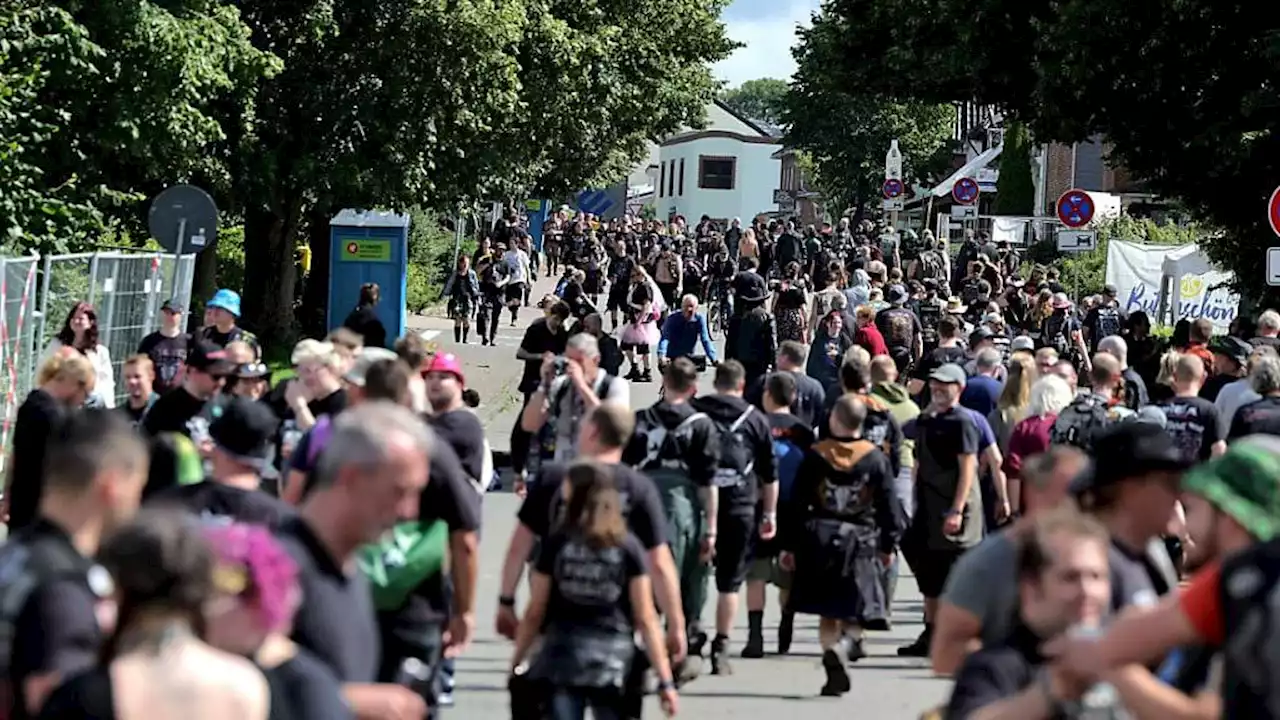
[1027,375,1073,418]
[38,350,95,388]
[225,341,255,365]
[843,344,871,367]
[998,353,1036,415]
[1157,350,1183,388]
[290,339,342,371]
[855,304,876,324]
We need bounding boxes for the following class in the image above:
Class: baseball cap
[1103,284,1118,297]
[1070,422,1193,494]
[887,284,909,305]
[969,327,995,345]
[1210,335,1253,366]
[1182,438,1280,542]
[234,361,270,379]
[1011,335,1035,352]
[425,352,466,385]
[187,341,236,376]
[929,363,967,386]
[209,397,278,473]
[160,299,181,313]
[343,347,399,387]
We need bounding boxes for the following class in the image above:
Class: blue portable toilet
[524,199,550,252]
[327,210,410,345]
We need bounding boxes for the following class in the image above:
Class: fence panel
[34,252,195,407]
[0,256,42,473]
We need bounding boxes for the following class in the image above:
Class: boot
[777,610,795,655]
[454,326,461,342]
[709,635,733,676]
[741,610,764,658]
[846,636,867,663]
[819,648,851,696]
[897,624,932,658]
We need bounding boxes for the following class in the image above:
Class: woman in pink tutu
[620,266,665,383]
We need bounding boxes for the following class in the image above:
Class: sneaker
[709,637,733,676]
[740,633,764,659]
[777,611,794,655]
[819,649,851,696]
[897,629,931,658]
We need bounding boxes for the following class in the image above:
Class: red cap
[425,352,465,385]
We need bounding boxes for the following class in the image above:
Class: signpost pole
[169,217,186,305]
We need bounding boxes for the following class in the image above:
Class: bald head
[1097,335,1128,367]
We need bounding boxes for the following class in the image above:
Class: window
[678,158,685,196]
[698,156,736,190]
[667,159,676,197]
[659,162,666,198]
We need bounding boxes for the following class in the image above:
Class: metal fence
[0,256,41,463]
[935,214,1066,249]
[33,252,196,408]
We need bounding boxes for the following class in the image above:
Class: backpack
[308,415,448,611]
[918,251,945,283]
[1094,305,1122,345]
[919,302,942,349]
[0,535,96,706]
[712,407,757,489]
[529,375,616,475]
[637,410,708,487]
[1043,313,1073,357]
[885,309,914,350]
[1049,395,1113,451]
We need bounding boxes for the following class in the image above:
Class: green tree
[994,121,1035,216]
[232,0,734,345]
[785,0,1271,303]
[721,77,788,126]
[782,12,953,215]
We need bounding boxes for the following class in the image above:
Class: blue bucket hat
[207,289,241,317]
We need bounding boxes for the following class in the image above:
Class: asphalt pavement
[407,277,952,718]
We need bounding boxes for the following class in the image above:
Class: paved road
[408,278,952,718]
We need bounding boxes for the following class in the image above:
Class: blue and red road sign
[882,178,904,199]
[1269,186,1280,237]
[1056,189,1096,229]
[952,177,980,205]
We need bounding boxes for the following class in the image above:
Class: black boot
[820,648,851,696]
[897,624,932,658]
[741,611,764,659]
[709,635,733,676]
[454,326,461,342]
[777,610,794,655]
[846,634,867,663]
[462,327,469,344]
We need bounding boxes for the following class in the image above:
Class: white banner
[1104,240,1239,329]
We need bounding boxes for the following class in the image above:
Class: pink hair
[204,524,299,633]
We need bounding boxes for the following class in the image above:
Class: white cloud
[713,0,820,87]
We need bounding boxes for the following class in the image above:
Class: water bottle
[396,657,433,698]
[1068,625,1122,718]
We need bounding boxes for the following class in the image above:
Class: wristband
[498,595,516,608]
[762,512,777,523]
[657,678,676,692]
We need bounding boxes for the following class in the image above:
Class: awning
[930,145,1004,198]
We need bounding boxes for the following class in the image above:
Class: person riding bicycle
[658,295,719,373]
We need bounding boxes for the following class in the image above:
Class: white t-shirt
[504,250,529,284]
[43,339,115,408]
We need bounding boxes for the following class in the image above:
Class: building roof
[712,98,774,138]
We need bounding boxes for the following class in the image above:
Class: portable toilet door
[327,210,411,346]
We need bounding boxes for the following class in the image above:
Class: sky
[713,0,821,88]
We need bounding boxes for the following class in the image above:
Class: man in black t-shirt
[136,299,191,395]
[3,411,147,720]
[498,404,687,668]
[142,341,234,442]
[425,352,489,491]
[512,302,571,493]
[1155,352,1226,464]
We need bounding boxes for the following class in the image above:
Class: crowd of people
[3,205,1280,720]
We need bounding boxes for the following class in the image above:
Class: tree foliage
[994,121,1034,216]
[721,78,788,126]
[781,11,954,215]
[805,0,1278,303]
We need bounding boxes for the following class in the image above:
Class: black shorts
[900,533,965,599]
[657,282,679,308]
[714,512,755,593]
[607,285,629,312]
[505,283,526,303]
[620,343,649,355]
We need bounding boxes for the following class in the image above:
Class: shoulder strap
[730,406,754,433]
[306,415,334,467]
[674,412,708,433]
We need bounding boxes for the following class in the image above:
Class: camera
[552,356,569,376]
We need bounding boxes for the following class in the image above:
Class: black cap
[1210,335,1253,366]
[1103,284,1118,297]
[1069,422,1193,494]
[209,397,278,471]
[969,326,995,344]
[234,361,270,379]
[737,272,770,304]
[160,299,180,313]
[187,341,236,376]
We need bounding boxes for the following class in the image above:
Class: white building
[652,100,782,223]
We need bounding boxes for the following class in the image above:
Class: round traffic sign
[1056,189,1096,229]
[882,178,904,200]
[952,177,980,205]
[147,184,219,255]
[1269,186,1280,237]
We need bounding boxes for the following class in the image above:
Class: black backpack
[1044,313,1073,357]
[1049,395,1112,451]
[1094,305,1122,345]
[712,407,756,490]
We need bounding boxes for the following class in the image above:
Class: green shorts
[746,556,792,590]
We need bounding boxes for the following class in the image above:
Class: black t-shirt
[427,410,487,484]
[1155,395,1222,463]
[536,531,646,637]
[8,390,66,532]
[691,394,777,513]
[518,463,667,550]
[518,319,568,394]
[136,331,191,395]
[946,624,1045,719]
[142,387,209,439]
[875,307,921,351]
[276,517,379,683]
[148,481,296,529]
[1229,396,1280,440]
[911,345,967,382]
[6,519,103,720]
[745,371,826,429]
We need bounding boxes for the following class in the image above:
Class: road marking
[416,330,440,341]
